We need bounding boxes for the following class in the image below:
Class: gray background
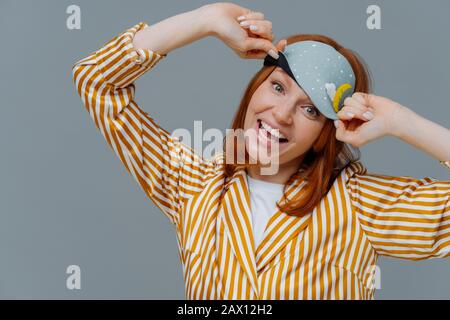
[0,0,449,299]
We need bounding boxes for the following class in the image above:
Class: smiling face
[243,67,328,170]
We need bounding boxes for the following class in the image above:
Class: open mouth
[257,119,289,144]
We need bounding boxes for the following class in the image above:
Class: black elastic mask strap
[263,51,300,87]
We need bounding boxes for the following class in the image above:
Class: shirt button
[135,50,145,63]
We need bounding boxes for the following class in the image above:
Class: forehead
[271,68,313,103]
[273,67,288,76]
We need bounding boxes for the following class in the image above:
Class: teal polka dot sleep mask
[264,41,356,120]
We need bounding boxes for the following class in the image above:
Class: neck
[246,156,305,185]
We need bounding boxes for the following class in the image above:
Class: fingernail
[250,25,258,31]
[363,111,374,120]
[268,49,279,59]
[346,112,355,118]
[334,120,339,128]
[240,21,250,27]
[237,15,246,21]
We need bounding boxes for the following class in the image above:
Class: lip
[256,119,290,149]
[257,118,289,141]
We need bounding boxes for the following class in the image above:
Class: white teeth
[260,121,287,140]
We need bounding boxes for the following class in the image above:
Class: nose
[272,103,293,126]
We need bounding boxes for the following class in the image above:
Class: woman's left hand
[334,93,404,147]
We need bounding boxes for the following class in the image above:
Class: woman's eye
[271,81,284,94]
[303,106,319,117]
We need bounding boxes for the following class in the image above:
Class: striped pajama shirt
[72,22,450,300]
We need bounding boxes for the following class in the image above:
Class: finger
[244,38,279,59]
[354,92,377,113]
[336,108,359,121]
[239,19,272,28]
[250,25,274,42]
[352,92,368,105]
[334,119,343,130]
[275,39,287,52]
[354,92,377,104]
[338,97,365,119]
[338,105,374,122]
[340,97,373,120]
[335,121,363,147]
[239,20,274,40]
[343,99,366,115]
[237,11,265,21]
[243,50,268,60]
[244,48,277,60]
[344,96,367,110]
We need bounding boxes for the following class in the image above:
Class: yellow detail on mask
[333,83,353,112]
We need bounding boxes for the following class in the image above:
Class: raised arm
[335,79,450,260]
[71,6,219,227]
[132,5,215,55]
[389,104,450,164]
[335,93,450,166]
[71,3,285,227]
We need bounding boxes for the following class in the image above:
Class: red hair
[223,34,372,217]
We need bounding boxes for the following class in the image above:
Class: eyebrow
[273,69,290,82]
[272,70,314,104]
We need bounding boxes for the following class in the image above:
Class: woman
[72,3,450,299]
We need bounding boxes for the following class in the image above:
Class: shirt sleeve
[71,22,219,227]
[347,160,450,260]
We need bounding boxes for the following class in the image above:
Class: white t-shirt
[246,175,285,249]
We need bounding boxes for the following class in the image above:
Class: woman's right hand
[202,2,287,60]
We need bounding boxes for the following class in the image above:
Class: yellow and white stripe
[72,22,450,300]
